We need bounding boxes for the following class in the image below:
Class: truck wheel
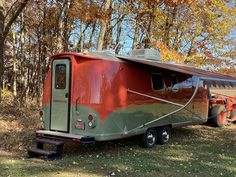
[211,105,227,127]
[157,126,171,145]
[230,110,236,124]
[140,128,157,148]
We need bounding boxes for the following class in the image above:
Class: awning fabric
[118,55,236,89]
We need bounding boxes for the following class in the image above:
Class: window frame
[55,64,67,89]
[151,73,165,91]
[171,74,178,88]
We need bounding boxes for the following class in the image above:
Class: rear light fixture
[39,110,44,117]
[88,114,96,128]
[72,138,80,142]
[88,114,93,121]
[39,110,44,123]
[36,133,44,137]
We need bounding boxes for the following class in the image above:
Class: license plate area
[75,121,85,130]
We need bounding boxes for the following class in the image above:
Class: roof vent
[130,49,160,61]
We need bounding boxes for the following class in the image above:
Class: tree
[0,0,29,100]
[1,0,235,105]
[97,0,112,50]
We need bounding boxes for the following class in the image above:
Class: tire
[157,126,171,145]
[211,105,227,127]
[230,109,236,124]
[140,128,157,148]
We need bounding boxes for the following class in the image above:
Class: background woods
[0,0,236,104]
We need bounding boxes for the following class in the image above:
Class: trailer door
[50,59,71,132]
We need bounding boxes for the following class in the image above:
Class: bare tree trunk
[103,1,114,50]
[144,13,154,48]
[0,1,4,100]
[89,23,96,49]
[163,6,177,48]
[63,0,71,52]
[56,1,66,52]
[0,0,29,101]
[78,23,90,52]
[97,0,112,50]
[132,17,139,50]
[57,18,63,51]
[12,32,17,96]
[115,5,123,54]
[20,13,25,100]
[79,24,84,52]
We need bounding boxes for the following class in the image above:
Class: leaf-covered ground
[0,104,236,177]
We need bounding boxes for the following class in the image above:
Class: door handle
[65,93,69,98]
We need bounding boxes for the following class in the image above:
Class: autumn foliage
[0,0,235,101]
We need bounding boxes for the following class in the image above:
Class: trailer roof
[51,51,236,82]
[117,55,236,82]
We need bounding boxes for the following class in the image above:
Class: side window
[151,74,165,91]
[171,75,178,87]
[55,64,66,89]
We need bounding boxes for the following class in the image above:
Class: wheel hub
[162,130,169,142]
[147,132,155,145]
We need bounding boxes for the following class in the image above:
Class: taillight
[39,110,43,117]
[72,138,80,142]
[88,114,96,128]
[36,133,44,137]
[88,114,94,121]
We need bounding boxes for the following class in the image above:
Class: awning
[118,55,236,80]
[118,55,236,88]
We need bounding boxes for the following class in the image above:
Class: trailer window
[55,64,66,89]
[171,75,178,87]
[152,74,165,90]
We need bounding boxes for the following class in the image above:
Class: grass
[1,125,236,177]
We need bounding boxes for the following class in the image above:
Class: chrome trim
[127,89,184,107]
[200,77,236,83]
[127,77,201,133]
[36,130,83,139]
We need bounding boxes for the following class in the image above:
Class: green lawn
[1,125,236,177]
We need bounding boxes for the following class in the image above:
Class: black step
[28,147,62,160]
[36,138,64,145]
[28,147,56,156]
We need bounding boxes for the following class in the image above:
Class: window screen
[152,74,165,90]
[55,64,66,89]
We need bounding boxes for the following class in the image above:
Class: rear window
[152,74,165,90]
[55,64,66,89]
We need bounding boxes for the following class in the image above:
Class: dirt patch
[0,101,40,153]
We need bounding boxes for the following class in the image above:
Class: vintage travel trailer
[28,49,236,159]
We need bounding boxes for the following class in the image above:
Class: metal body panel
[41,102,206,141]
[40,53,213,141]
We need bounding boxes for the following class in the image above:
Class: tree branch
[5,0,19,19]
[3,0,30,40]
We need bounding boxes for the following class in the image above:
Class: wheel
[140,128,157,148]
[230,109,236,124]
[157,126,171,145]
[211,105,227,127]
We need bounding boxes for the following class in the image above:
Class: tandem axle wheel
[140,126,171,148]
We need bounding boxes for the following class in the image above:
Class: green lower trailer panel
[39,102,207,142]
